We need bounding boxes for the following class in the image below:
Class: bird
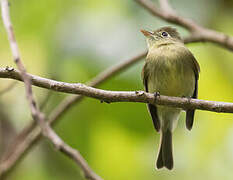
[141,26,200,170]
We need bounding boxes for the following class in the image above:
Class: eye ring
[161,31,168,37]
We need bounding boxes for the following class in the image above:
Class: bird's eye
[161,31,168,37]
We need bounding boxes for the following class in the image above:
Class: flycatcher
[141,27,200,170]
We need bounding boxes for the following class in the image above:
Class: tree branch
[0,1,101,180]
[0,67,232,113]
[135,0,233,51]
[0,0,46,140]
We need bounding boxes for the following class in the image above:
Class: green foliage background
[0,0,233,179]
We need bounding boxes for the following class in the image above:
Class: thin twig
[38,124,103,180]
[0,1,102,180]
[135,0,233,51]
[1,0,44,128]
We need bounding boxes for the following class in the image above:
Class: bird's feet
[154,92,160,102]
[154,92,160,97]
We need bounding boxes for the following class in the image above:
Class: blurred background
[0,0,233,179]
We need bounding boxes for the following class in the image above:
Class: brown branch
[0,67,232,113]
[0,124,102,180]
[135,0,233,51]
[0,0,45,134]
[37,124,103,180]
[0,1,101,180]
[1,0,36,113]
[57,140,102,180]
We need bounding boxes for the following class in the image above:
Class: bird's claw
[5,66,14,72]
[154,92,160,102]
[154,92,160,98]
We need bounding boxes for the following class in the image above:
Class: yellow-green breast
[145,43,196,98]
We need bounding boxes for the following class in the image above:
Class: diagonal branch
[0,1,102,180]
[0,67,232,113]
[1,0,45,138]
[135,0,233,51]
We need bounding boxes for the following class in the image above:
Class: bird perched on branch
[141,26,200,170]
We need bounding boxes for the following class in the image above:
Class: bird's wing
[142,63,160,132]
[186,53,200,130]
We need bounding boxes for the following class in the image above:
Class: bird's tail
[156,129,173,170]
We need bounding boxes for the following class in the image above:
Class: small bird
[141,27,200,170]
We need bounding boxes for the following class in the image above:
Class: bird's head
[141,26,182,49]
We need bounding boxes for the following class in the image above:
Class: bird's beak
[140,29,153,37]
